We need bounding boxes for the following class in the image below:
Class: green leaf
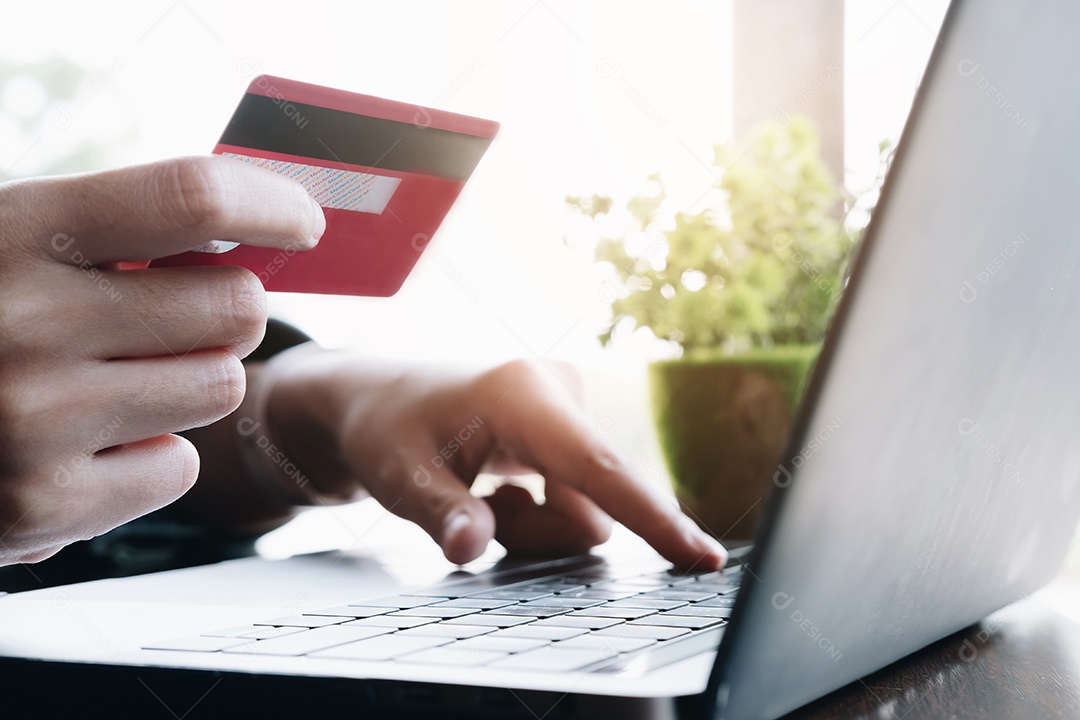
[574,113,882,354]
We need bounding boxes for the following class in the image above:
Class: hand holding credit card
[151,75,498,296]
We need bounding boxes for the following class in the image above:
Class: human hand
[0,156,324,565]
[264,354,727,569]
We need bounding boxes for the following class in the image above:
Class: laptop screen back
[711,1,1080,717]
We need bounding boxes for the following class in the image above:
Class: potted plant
[568,115,872,540]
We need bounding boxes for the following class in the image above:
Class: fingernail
[442,511,485,565]
[687,526,728,569]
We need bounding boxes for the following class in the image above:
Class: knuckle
[212,267,267,351]
[0,291,43,357]
[480,359,580,406]
[161,156,235,232]
[494,358,537,382]
[480,359,540,400]
[0,268,75,359]
[0,375,54,471]
[201,352,247,419]
[580,443,625,492]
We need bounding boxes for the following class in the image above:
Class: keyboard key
[554,573,618,586]
[696,597,737,608]
[351,594,445,608]
[493,625,588,641]
[638,590,717,603]
[343,616,438,629]
[487,647,605,672]
[595,581,670,593]
[517,597,607,609]
[452,636,549,654]
[553,635,656,654]
[222,626,393,656]
[664,606,734,619]
[677,570,719,581]
[514,583,586,595]
[692,570,723,581]
[466,590,554,602]
[556,588,640,601]
[653,571,700,587]
[256,614,348,628]
[553,574,607,584]
[629,616,725,630]
[399,624,496,639]
[429,598,517,610]
[438,582,514,597]
[602,577,671,588]
[693,583,741,594]
[443,614,536,628]
[605,598,688,611]
[593,625,689,641]
[569,607,657,620]
[237,627,306,640]
[621,570,677,581]
[145,636,254,652]
[408,588,476,598]
[533,616,624,630]
[302,605,391,618]
[395,647,506,666]
[201,625,263,638]
[482,605,570,618]
[388,607,476,619]
[200,626,302,643]
[699,574,742,584]
[311,634,452,661]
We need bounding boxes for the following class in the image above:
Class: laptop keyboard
[145,551,746,673]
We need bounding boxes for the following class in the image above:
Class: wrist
[236,342,332,506]
[257,347,369,504]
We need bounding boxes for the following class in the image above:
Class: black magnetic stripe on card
[219,94,492,181]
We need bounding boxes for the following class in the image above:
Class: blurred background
[1,0,959,556]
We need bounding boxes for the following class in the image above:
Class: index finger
[480,361,728,570]
[9,155,325,264]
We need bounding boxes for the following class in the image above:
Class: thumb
[367,456,496,565]
[15,155,324,265]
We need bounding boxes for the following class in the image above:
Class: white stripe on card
[223,153,402,214]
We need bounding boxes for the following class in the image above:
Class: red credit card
[151,75,499,296]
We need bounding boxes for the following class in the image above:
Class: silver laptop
[4,1,1080,717]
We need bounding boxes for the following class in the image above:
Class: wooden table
[790,592,1080,719]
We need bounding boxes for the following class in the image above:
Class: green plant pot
[649,345,819,542]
